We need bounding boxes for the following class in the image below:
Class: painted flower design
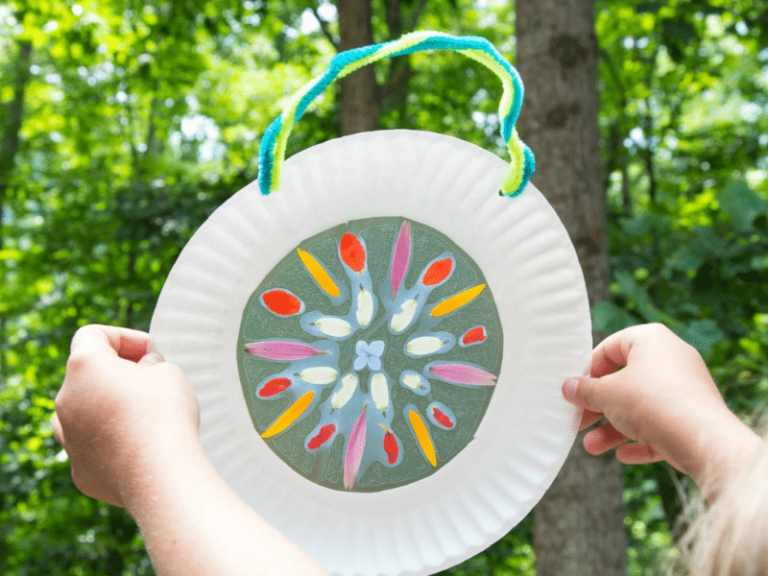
[354,340,385,371]
[241,218,501,492]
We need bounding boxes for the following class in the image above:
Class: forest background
[1,0,767,574]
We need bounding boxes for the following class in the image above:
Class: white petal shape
[356,289,374,327]
[400,371,430,396]
[371,373,389,415]
[406,336,447,356]
[390,299,418,333]
[332,373,358,410]
[299,366,338,385]
[402,373,423,389]
[313,317,352,338]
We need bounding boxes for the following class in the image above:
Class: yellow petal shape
[409,409,437,467]
[297,248,340,298]
[430,284,486,317]
[390,298,418,333]
[299,366,338,384]
[262,391,314,438]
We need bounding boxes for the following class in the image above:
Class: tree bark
[515,2,628,575]
[337,0,379,135]
[380,0,414,126]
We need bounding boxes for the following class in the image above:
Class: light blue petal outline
[368,340,385,357]
[353,355,368,371]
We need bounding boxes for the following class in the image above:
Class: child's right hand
[562,323,761,497]
[53,324,200,508]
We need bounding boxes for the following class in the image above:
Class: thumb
[138,351,165,365]
[562,376,607,414]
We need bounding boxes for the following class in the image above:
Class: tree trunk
[515,2,628,575]
[337,0,379,135]
[381,0,412,126]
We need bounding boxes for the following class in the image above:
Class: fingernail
[142,352,165,364]
[563,378,579,401]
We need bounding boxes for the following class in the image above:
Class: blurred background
[1,0,767,574]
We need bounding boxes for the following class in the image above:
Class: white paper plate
[150,130,591,576]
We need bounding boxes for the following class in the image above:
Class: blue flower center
[353,339,385,372]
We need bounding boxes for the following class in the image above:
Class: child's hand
[54,326,330,576]
[53,325,199,508]
[562,323,760,495]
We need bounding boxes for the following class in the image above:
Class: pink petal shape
[245,340,327,361]
[343,404,367,490]
[390,221,411,299]
[428,362,497,386]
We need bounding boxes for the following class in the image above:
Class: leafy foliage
[1,0,767,574]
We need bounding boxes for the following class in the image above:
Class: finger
[138,351,165,365]
[591,330,632,378]
[591,324,676,378]
[562,376,610,414]
[52,413,65,445]
[579,409,604,431]
[615,442,665,465]
[583,422,628,455]
[71,325,153,362]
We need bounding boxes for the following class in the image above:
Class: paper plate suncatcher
[150,31,591,576]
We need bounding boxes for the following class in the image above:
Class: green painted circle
[237,217,503,492]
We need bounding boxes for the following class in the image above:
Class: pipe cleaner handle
[258,31,535,197]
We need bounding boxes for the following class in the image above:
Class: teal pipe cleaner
[257,31,535,197]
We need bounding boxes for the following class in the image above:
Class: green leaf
[665,244,705,273]
[661,21,697,43]
[718,181,768,233]
[592,301,638,334]
[619,214,653,237]
[0,249,23,260]
[693,226,731,258]
[698,3,725,16]
[636,1,666,14]
[682,320,725,355]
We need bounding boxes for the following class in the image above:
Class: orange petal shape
[430,284,486,317]
[261,391,314,438]
[409,409,437,467]
[340,233,366,273]
[421,258,453,286]
[261,289,304,316]
[297,249,340,298]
